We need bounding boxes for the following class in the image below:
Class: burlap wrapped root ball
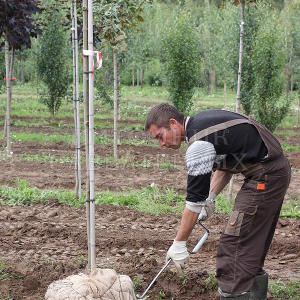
[45,268,137,300]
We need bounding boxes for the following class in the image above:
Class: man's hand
[166,240,189,273]
[198,192,216,221]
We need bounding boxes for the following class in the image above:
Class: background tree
[0,0,39,156]
[162,11,200,114]
[251,8,289,132]
[94,0,148,159]
[214,3,240,107]
[36,10,70,118]
[281,0,300,127]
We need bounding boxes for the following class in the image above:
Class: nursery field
[0,85,300,299]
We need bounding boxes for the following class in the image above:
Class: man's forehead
[149,124,161,137]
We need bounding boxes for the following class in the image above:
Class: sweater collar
[184,116,190,143]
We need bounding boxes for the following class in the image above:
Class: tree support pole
[88,0,96,271]
[83,0,91,272]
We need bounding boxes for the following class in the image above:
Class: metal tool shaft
[137,259,171,299]
[136,221,209,299]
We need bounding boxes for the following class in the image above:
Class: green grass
[215,193,300,218]
[275,129,300,138]
[0,179,185,215]
[0,179,298,218]
[281,143,300,153]
[281,194,300,218]
[9,131,157,147]
[0,261,12,281]
[269,280,300,300]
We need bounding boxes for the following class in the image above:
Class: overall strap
[188,118,251,144]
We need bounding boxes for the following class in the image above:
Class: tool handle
[191,231,209,253]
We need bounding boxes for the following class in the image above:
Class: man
[145,103,291,300]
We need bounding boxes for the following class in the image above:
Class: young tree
[0,0,39,156]
[37,11,70,117]
[215,3,240,107]
[94,0,147,159]
[71,0,81,199]
[197,0,220,95]
[236,0,245,113]
[162,11,200,114]
[251,9,289,132]
[281,0,300,127]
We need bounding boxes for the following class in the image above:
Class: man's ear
[169,118,179,128]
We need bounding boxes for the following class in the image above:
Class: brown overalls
[188,115,291,295]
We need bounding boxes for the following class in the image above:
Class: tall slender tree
[71,0,82,199]
[93,0,147,159]
[0,0,39,157]
[82,0,91,272]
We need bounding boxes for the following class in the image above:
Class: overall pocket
[224,205,257,237]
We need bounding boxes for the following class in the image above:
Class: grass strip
[10,132,157,147]
[0,179,298,218]
[0,179,185,215]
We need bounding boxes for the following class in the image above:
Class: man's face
[149,119,182,149]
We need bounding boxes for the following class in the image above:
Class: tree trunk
[71,1,78,197]
[211,70,215,94]
[113,47,118,160]
[207,69,211,95]
[290,73,294,92]
[20,57,24,86]
[297,88,300,128]
[87,0,96,271]
[71,0,82,199]
[132,64,135,90]
[140,67,144,88]
[132,64,135,102]
[136,67,139,87]
[82,0,91,272]
[229,0,245,201]
[236,0,245,113]
[224,80,227,108]
[5,40,14,157]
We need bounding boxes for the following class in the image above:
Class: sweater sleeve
[185,141,216,203]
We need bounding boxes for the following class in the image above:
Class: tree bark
[20,56,24,86]
[236,0,245,113]
[290,73,294,92]
[136,67,139,87]
[207,69,211,95]
[132,64,135,90]
[113,47,118,160]
[5,40,14,157]
[87,0,96,271]
[71,0,81,199]
[140,67,144,87]
[82,0,91,272]
[297,88,300,128]
[224,80,227,108]
[132,64,135,102]
[229,0,245,201]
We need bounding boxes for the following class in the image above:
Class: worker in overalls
[145,103,291,299]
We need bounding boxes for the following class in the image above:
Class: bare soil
[1,204,300,300]
[0,118,300,299]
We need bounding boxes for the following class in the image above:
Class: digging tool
[136,220,209,300]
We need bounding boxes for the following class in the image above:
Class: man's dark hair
[145,103,185,131]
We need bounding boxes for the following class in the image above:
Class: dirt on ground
[0,118,300,299]
[1,204,300,300]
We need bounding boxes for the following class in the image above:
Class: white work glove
[166,240,189,273]
[198,192,216,221]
